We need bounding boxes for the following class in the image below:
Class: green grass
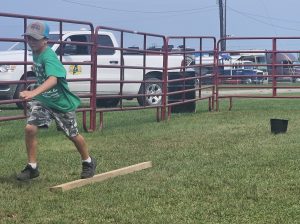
[1,98,300,223]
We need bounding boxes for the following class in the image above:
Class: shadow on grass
[0,174,42,188]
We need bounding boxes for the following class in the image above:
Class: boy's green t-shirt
[33,47,80,112]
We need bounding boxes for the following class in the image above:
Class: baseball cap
[23,21,50,40]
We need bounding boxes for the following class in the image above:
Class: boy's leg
[17,124,40,181]
[53,111,90,160]
[70,134,97,179]
[53,110,97,179]
[24,102,51,164]
[25,124,38,163]
[17,101,51,181]
[70,134,89,160]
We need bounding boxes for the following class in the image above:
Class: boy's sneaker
[16,164,40,181]
[81,157,97,179]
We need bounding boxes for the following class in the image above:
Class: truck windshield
[7,34,60,51]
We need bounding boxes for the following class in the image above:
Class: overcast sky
[1,0,300,50]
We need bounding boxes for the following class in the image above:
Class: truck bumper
[0,84,17,100]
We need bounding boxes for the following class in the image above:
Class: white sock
[82,157,91,163]
[28,163,37,169]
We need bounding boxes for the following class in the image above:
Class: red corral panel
[215,37,300,110]
[0,12,220,131]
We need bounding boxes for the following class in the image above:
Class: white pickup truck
[0,30,191,108]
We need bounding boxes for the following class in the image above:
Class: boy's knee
[69,133,79,140]
[25,124,38,136]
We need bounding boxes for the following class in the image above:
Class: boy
[17,21,96,181]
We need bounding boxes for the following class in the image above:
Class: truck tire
[137,77,162,106]
[244,78,252,84]
[14,76,36,109]
[96,98,119,107]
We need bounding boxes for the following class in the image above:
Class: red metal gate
[92,26,167,129]
[167,35,216,118]
[5,12,298,131]
[215,36,300,110]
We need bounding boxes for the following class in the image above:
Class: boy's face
[25,36,47,53]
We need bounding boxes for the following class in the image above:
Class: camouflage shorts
[27,101,79,138]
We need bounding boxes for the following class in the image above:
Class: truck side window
[63,37,76,55]
[57,35,89,55]
[86,34,115,55]
[70,35,89,55]
[97,35,115,55]
[282,60,291,65]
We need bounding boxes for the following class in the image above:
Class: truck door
[94,34,121,94]
[57,34,120,95]
[57,34,93,94]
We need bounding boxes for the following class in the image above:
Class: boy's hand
[19,90,36,100]
[19,76,57,101]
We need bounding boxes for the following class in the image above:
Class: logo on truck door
[69,65,82,75]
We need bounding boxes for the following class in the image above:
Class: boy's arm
[20,76,57,100]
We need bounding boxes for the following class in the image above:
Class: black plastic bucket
[270,119,288,134]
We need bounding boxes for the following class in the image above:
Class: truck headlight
[0,65,16,72]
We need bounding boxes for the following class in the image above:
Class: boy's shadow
[0,174,41,187]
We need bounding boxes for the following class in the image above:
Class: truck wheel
[96,98,119,107]
[244,78,252,84]
[14,76,36,109]
[137,77,162,106]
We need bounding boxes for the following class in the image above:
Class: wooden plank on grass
[49,161,152,192]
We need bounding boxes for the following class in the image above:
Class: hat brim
[23,32,45,40]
